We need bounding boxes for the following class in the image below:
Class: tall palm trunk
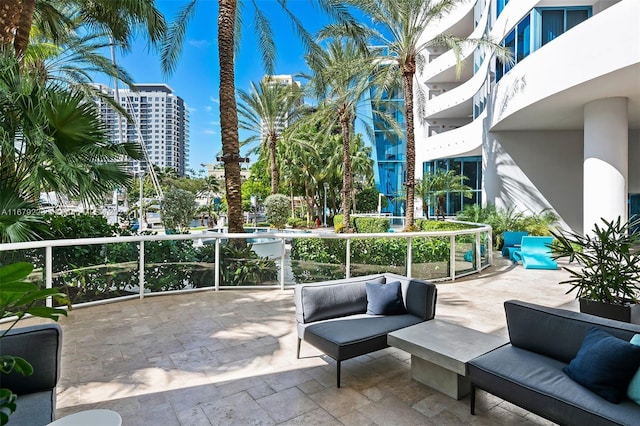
[0,0,22,49]
[268,133,279,194]
[339,105,352,232]
[402,59,416,230]
[13,0,35,57]
[218,0,243,233]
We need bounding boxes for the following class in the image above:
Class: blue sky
[98,0,333,174]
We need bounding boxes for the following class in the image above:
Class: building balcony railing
[0,222,492,311]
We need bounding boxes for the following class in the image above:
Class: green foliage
[333,214,344,233]
[351,217,389,233]
[218,243,278,286]
[551,217,640,305]
[456,204,557,248]
[161,189,197,233]
[0,262,67,425]
[415,219,474,232]
[355,187,385,213]
[287,217,308,228]
[291,236,449,267]
[264,194,290,229]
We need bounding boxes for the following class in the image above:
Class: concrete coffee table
[388,319,508,399]
[47,409,122,426]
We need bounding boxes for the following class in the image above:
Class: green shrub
[415,219,474,232]
[333,214,344,233]
[456,204,558,248]
[352,217,389,233]
[264,194,290,229]
[161,188,197,233]
[287,217,308,228]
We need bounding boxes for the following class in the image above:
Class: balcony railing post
[346,238,351,279]
[215,238,220,291]
[46,246,53,308]
[487,230,493,265]
[280,237,285,290]
[406,237,413,278]
[450,235,456,281]
[139,240,145,299]
[475,232,481,271]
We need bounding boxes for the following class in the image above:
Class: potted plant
[0,262,67,425]
[550,216,640,323]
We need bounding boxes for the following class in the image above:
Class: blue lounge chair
[501,231,529,258]
[463,244,486,262]
[511,236,557,269]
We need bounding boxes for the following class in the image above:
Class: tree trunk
[340,107,352,233]
[269,133,279,194]
[13,0,35,58]
[402,61,416,230]
[218,0,243,233]
[0,0,22,49]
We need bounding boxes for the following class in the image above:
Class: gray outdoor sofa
[295,272,437,387]
[469,300,640,425]
[0,323,63,426]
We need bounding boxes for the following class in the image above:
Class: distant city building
[92,83,190,176]
[202,163,250,182]
[260,74,303,140]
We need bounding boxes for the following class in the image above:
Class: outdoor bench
[294,272,437,387]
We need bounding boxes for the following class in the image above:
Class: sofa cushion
[627,334,640,405]
[504,300,640,364]
[0,324,62,395]
[295,275,385,323]
[366,281,406,315]
[563,327,640,403]
[7,390,55,426]
[302,313,422,361]
[469,345,640,425]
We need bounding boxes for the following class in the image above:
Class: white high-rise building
[93,83,190,176]
[413,0,639,234]
[260,74,303,139]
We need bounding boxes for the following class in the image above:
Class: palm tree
[161,1,358,233]
[0,54,143,242]
[305,38,384,232]
[1,0,166,59]
[333,0,510,230]
[238,79,304,194]
[420,169,472,220]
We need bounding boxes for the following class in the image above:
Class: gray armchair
[1,323,62,426]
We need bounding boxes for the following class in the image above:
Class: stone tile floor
[18,255,578,425]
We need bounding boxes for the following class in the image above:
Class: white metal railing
[0,221,492,310]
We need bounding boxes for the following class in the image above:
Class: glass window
[541,10,563,45]
[567,9,589,30]
[516,16,530,61]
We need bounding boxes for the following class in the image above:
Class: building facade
[413,0,639,234]
[93,83,190,176]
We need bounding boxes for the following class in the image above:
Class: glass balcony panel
[351,237,408,277]
[454,234,476,276]
[290,238,347,283]
[52,243,139,304]
[411,236,450,281]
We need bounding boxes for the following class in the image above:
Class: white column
[583,97,628,235]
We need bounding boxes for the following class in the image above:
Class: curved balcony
[421,0,490,84]
[421,0,476,44]
[490,0,640,131]
[11,251,576,425]
[416,110,486,165]
[0,224,493,310]
[422,52,491,119]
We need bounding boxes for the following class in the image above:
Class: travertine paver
[10,254,577,425]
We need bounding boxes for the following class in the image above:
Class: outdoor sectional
[294,272,437,387]
[0,323,63,426]
[469,300,640,425]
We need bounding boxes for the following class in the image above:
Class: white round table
[47,409,122,426]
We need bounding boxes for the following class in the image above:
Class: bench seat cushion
[469,345,640,426]
[301,313,423,361]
